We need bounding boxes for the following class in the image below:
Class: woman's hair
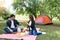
[29,14,34,21]
[10,14,15,18]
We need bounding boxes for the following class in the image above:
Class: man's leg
[3,28,12,34]
[11,28,17,32]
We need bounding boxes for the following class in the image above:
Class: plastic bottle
[17,27,21,37]
[17,27,21,32]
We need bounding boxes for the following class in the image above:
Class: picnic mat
[0,28,46,40]
[0,34,37,40]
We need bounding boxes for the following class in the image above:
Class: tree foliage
[41,0,60,19]
[13,0,41,17]
[13,0,60,19]
[0,7,10,20]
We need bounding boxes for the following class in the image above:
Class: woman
[28,14,42,36]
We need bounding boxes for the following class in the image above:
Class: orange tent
[35,15,52,24]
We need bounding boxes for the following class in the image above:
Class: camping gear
[35,15,52,24]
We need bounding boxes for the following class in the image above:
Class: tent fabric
[35,15,52,24]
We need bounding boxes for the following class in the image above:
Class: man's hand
[10,29,13,32]
[7,27,13,32]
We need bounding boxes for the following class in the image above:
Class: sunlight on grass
[55,31,60,37]
[36,24,60,40]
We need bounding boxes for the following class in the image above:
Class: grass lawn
[0,20,60,40]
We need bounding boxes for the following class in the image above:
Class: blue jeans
[29,28,42,36]
[3,27,17,34]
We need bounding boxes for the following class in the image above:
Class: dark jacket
[6,19,19,28]
[28,20,36,29]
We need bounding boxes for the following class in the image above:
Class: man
[4,14,20,34]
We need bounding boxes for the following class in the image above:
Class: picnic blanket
[0,34,37,40]
[0,28,46,40]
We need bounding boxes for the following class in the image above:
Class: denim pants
[29,28,42,36]
[3,27,17,34]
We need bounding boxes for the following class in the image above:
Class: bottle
[17,27,21,32]
[17,27,21,37]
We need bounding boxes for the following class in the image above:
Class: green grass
[0,20,60,40]
[36,25,60,40]
[36,20,60,40]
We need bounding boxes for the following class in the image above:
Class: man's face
[10,16,15,20]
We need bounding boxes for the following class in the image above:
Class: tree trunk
[57,17,60,21]
[34,14,37,18]
[50,15,53,21]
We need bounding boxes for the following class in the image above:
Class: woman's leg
[33,29,37,36]
[29,27,42,35]
[37,32,42,35]
[29,29,33,35]
[33,28,42,36]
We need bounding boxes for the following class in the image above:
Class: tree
[13,0,60,20]
[13,0,41,18]
[0,7,10,20]
[2,10,10,20]
[42,0,60,20]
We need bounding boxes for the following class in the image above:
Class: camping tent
[35,15,52,25]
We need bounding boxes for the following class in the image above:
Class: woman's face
[29,16,33,21]
[29,15,34,21]
[29,17,31,20]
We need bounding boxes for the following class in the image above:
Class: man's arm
[16,20,19,25]
[7,27,13,32]
[6,20,13,32]
[15,20,22,26]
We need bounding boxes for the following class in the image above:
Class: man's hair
[10,14,15,18]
